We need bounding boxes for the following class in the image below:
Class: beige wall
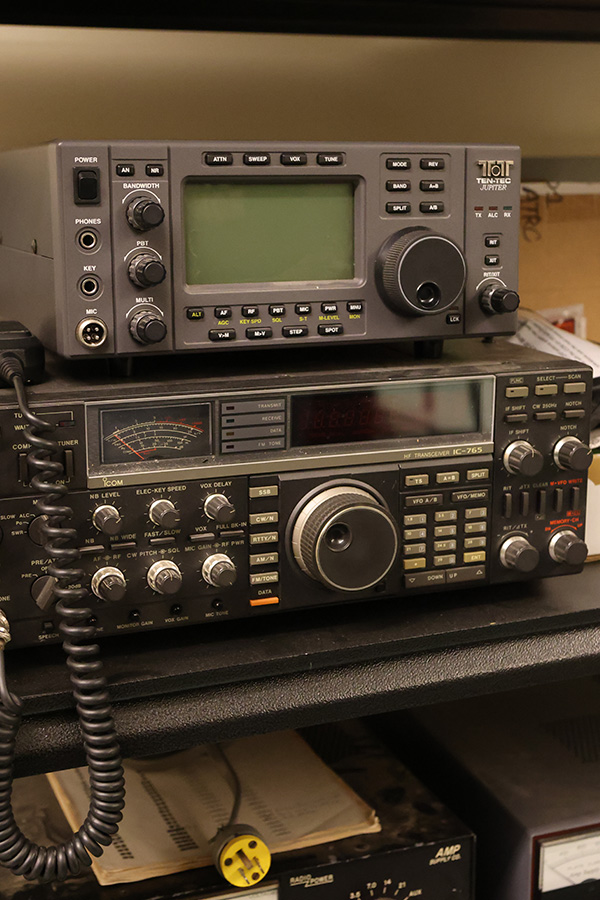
[0,25,599,154]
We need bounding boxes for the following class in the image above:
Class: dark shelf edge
[15,621,600,777]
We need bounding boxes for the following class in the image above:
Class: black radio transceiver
[0,141,520,359]
[0,340,590,649]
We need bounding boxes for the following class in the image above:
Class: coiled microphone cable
[0,351,125,882]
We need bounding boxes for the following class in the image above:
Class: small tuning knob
[147,560,183,595]
[499,535,540,572]
[202,553,237,588]
[129,309,167,345]
[149,499,181,530]
[92,504,122,536]
[503,440,544,477]
[553,436,593,472]
[204,493,236,525]
[548,529,588,566]
[480,283,520,315]
[91,566,127,602]
[128,253,167,288]
[126,196,165,231]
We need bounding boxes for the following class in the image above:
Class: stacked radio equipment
[0,141,520,358]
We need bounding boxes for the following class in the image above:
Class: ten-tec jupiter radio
[0,140,520,359]
[0,340,591,649]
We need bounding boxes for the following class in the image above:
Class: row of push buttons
[248,482,280,605]
[402,507,487,572]
[385,156,446,215]
[205,152,344,166]
[187,301,363,321]
[505,409,586,423]
[505,382,587,399]
[502,485,583,517]
[403,467,490,489]
[484,235,501,267]
[115,163,164,177]
[204,324,346,342]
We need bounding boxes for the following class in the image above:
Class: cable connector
[0,322,45,385]
[212,824,271,887]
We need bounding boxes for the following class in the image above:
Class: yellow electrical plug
[213,825,271,887]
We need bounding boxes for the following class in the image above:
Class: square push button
[74,168,100,205]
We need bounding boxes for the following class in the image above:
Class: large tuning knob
[149,499,181,530]
[128,253,167,288]
[291,484,398,592]
[126,196,165,231]
[499,535,540,573]
[202,553,237,588]
[553,437,593,472]
[503,440,544,477]
[479,282,520,315]
[548,529,588,566]
[375,227,466,316]
[91,566,127,602]
[204,493,236,525]
[147,560,183,595]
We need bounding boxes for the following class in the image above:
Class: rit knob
[91,566,127,602]
[480,283,520,315]
[92,504,122,536]
[128,253,167,288]
[548,529,588,566]
[503,440,544,477]
[204,493,236,525]
[499,535,540,573]
[129,309,167,345]
[147,560,183,595]
[202,553,237,588]
[126,196,165,231]
[149,499,181,530]
[553,436,593,472]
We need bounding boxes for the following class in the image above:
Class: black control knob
[126,196,165,231]
[129,309,167,345]
[499,535,540,573]
[503,440,544,477]
[548,529,588,566]
[147,560,183,595]
[92,504,122,536]
[149,499,181,530]
[204,493,236,525]
[202,553,237,588]
[128,253,167,288]
[553,436,593,472]
[292,484,398,592]
[480,283,520,315]
[28,515,49,546]
[376,228,466,316]
[91,566,127,602]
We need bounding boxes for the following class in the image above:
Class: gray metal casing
[0,140,520,358]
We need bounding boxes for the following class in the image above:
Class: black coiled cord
[0,357,125,882]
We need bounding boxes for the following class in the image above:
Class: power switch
[74,167,100,205]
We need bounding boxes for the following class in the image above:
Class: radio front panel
[0,140,520,358]
[0,345,591,648]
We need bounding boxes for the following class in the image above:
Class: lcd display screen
[291,381,482,447]
[184,181,355,284]
[101,403,211,463]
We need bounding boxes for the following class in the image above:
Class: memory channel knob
[292,485,398,592]
[126,196,165,231]
[553,436,593,472]
[149,499,181,530]
[499,535,540,573]
[204,493,236,524]
[147,560,183,595]
[376,227,466,316]
[92,504,122,536]
[128,253,167,288]
[480,283,520,315]
[91,566,127,602]
[503,440,544,476]
[129,309,167,345]
[548,529,588,566]
[202,553,238,588]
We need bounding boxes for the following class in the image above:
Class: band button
[386,180,411,191]
[208,328,236,342]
